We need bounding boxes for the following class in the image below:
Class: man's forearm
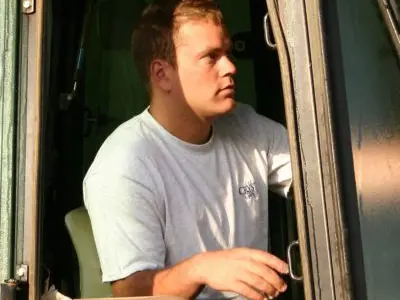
[112,253,206,299]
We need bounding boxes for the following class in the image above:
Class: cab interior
[39,0,303,299]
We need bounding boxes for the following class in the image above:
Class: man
[83,0,293,299]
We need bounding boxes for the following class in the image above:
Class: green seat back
[65,207,112,298]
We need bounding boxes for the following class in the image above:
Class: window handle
[287,240,303,281]
[263,13,276,50]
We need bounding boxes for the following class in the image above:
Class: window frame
[376,0,400,60]
[266,0,362,298]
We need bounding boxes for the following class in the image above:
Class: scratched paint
[0,0,18,283]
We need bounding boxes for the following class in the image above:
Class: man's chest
[153,143,271,254]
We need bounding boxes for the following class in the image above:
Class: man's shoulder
[84,111,157,179]
[218,102,286,137]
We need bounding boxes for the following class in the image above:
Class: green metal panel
[0,0,18,283]
[335,0,400,298]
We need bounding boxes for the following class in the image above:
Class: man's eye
[206,52,218,61]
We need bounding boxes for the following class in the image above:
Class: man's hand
[111,248,289,300]
[194,248,289,300]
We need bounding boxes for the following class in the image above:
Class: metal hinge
[1,279,17,300]
[0,264,29,300]
[21,0,35,14]
[1,276,28,300]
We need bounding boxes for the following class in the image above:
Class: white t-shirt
[83,102,292,299]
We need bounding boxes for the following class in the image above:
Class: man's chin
[221,97,236,113]
[209,98,236,118]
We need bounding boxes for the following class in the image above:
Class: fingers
[232,280,265,300]
[245,260,287,293]
[235,248,289,275]
[239,270,280,299]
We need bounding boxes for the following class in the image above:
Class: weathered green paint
[0,0,18,283]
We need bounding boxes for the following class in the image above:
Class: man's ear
[150,59,172,93]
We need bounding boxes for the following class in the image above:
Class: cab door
[268,0,400,298]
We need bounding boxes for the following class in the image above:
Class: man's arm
[266,121,292,199]
[111,255,204,299]
[84,157,289,300]
[111,248,289,300]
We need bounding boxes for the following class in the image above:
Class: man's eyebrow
[197,40,232,58]
[197,46,222,57]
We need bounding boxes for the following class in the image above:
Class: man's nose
[220,55,237,76]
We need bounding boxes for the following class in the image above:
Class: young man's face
[171,19,237,119]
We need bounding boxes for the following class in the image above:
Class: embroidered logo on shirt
[239,182,259,203]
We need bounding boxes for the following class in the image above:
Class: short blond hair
[131,0,224,88]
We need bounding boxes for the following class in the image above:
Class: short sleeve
[83,163,166,282]
[267,123,292,198]
[230,103,293,198]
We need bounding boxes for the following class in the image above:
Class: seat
[65,206,112,298]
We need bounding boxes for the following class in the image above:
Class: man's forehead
[174,20,230,49]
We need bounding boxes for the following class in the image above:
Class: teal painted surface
[0,0,18,283]
[335,0,400,299]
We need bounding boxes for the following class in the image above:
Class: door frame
[267,0,359,299]
[15,0,45,299]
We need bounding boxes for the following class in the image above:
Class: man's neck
[149,98,212,145]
